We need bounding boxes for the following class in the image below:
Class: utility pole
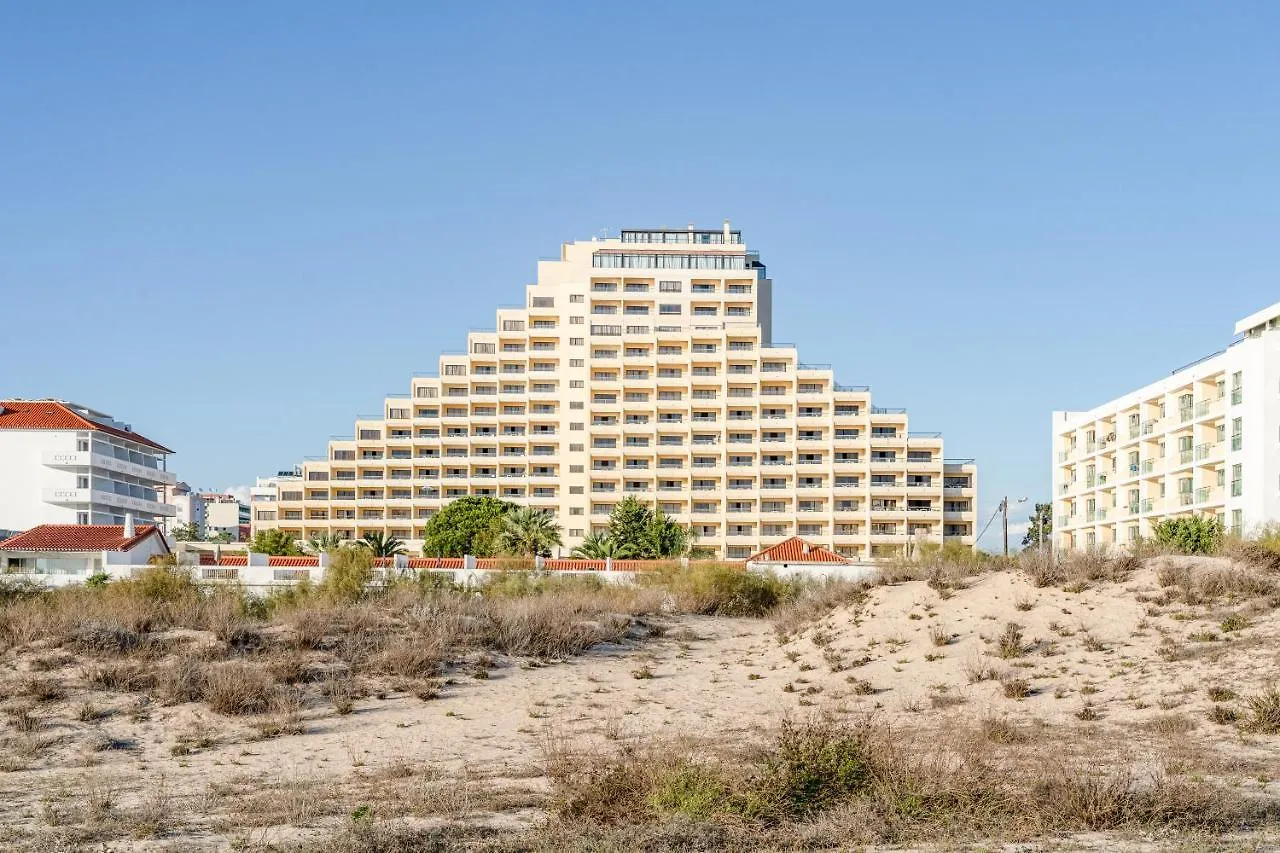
[1001,497,1009,557]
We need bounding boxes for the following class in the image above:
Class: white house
[745,536,879,582]
[0,399,177,531]
[0,520,171,586]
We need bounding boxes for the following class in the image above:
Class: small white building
[0,399,177,531]
[0,521,171,586]
[745,536,879,582]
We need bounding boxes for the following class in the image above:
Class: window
[570,380,584,388]
[570,316,584,324]
[659,304,682,315]
[76,439,89,452]
[1231,371,1243,404]
[76,475,89,489]
[1231,463,1242,497]
[359,429,381,440]
[569,358,584,367]
[659,280,681,292]
[570,337,584,346]
[569,294,584,303]
[77,511,89,525]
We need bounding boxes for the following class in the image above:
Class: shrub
[1219,612,1250,633]
[750,718,870,820]
[1152,516,1222,555]
[128,563,200,603]
[651,564,797,617]
[1243,687,1280,734]
[203,663,274,715]
[1001,675,1030,699]
[996,623,1025,659]
[320,547,375,603]
[1208,705,1240,725]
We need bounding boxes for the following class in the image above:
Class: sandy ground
[3,558,1280,850]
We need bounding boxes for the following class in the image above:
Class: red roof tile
[0,524,168,553]
[746,537,849,565]
[267,556,319,567]
[0,400,172,453]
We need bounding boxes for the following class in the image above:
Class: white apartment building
[202,493,250,541]
[0,400,177,531]
[1053,301,1280,551]
[165,482,207,536]
[255,224,978,560]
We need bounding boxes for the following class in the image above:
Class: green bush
[320,547,374,603]
[652,564,798,616]
[1151,516,1222,555]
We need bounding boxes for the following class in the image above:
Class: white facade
[0,401,177,532]
[165,482,207,537]
[203,493,250,540]
[1052,301,1280,550]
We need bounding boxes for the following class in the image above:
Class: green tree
[644,509,696,559]
[170,522,201,542]
[497,506,563,557]
[420,496,514,557]
[248,528,303,556]
[570,532,637,559]
[207,530,233,544]
[305,531,347,554]
[607,496,655,556]
[1152,516,1222,555]
[358,530,406,558]
[1021,503,1053,548]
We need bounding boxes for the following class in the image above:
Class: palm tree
[305,531,347,554]
[496,506,563,558]
[570,532,636,559]
[357,531,406,558]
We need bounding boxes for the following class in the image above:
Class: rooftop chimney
[123,513,135,537]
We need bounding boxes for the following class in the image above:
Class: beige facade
[255,225,978,560]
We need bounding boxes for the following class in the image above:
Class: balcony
[43,451,177,486]
[43,488,176,518]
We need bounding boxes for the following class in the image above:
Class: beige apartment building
[1052,301,1280,552]
[255,224,978,560]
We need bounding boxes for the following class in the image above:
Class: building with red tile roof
[746,536,849,565]
[0,522,172,585]
[0,400,177,532]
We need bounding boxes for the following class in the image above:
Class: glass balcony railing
[1231,389,1243,405]
[1231,436,1242,451]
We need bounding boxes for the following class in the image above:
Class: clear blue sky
[3,2,1277,549]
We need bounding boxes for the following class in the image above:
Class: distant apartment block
[1052,301,1280,551]
[255,224,978,560]
[0,400,176,531]
[201,493,251,541]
